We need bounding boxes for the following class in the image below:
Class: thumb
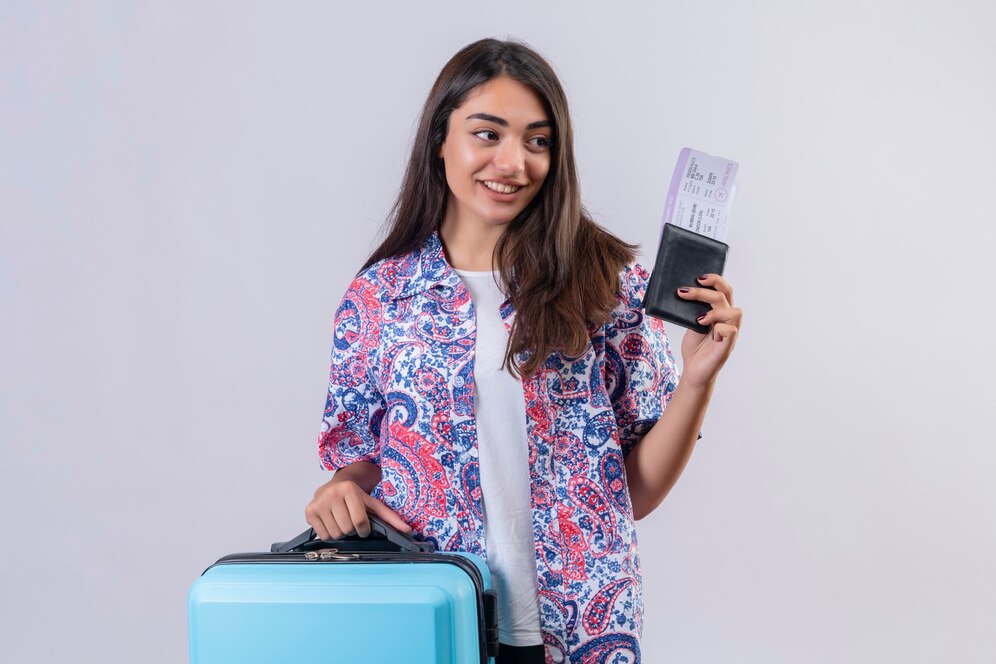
[363,494,413,534]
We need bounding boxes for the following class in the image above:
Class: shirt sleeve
[604,262,681,458]
[317,274,387,472]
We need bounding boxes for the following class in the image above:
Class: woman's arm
[329,460,382,493]
[625,381,712,520]
[311,272,408,538]
[625,273,741,520]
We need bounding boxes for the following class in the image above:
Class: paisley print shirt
[318,231,679,663]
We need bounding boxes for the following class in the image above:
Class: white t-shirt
[454,268,543,647]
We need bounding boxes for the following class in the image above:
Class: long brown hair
[362,38,636,377]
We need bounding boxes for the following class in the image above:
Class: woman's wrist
[330,461,382,494]
[674,375,716,399]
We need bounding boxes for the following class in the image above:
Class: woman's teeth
[483,181,521,194]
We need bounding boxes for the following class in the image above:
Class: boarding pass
[661,147,739,243]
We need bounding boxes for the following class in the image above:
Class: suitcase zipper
[210,551,485,592]
[303,548,360,561]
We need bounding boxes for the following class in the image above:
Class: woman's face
[438,75,553,232]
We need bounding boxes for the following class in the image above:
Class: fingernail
[697,314,707,322]
[697,274,708,281]
[677,287,690,294]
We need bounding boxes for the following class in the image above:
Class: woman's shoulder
[346,243,426,301]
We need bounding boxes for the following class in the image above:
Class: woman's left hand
[676,274,743,389]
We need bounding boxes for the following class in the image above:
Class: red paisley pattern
[318,232,678,662]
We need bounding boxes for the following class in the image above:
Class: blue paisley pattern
[319,231,678,663]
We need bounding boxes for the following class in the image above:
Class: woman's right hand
[305,477,413,540]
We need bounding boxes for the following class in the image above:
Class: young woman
[305,38,742,664]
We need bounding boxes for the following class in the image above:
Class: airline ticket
[661,147,739,243]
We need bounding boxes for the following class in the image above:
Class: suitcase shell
[189,540,498,664]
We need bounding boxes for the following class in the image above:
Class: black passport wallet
[643,223,729,334]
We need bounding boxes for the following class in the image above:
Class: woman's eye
[474,129,499,141]
[528,136,552,149]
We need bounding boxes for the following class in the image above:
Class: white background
[3,1,995,662]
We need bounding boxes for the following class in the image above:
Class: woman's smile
[438,75,552,232]
[480,178,526,198]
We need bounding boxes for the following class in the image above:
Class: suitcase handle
[271,514,435,554]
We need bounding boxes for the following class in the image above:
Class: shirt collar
[387,230,464,301]
[388,231,516,324]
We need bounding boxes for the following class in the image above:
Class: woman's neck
[438,208,507,272]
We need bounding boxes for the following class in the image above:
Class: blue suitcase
[188,517,499,663]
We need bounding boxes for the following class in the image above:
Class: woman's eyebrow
[465,113,551,130]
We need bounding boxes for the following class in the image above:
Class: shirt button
[453,376,465,388]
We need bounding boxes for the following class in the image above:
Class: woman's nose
[493,140,524,176]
